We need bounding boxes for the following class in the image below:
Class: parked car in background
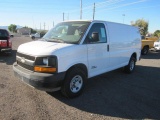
[154,39,160,51]
[141,39,154,55]
[141,36,158,55]
[30,32,46,40]
[10,33,14,38]
[0,29,12,53]
[30,33,40,40]
[9,32,14,38]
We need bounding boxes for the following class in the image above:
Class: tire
[124,56,136,74]
[32,36,35,40]
[61,68,86,98]
[141,46,149,55]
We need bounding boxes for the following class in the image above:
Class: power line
[83,0,148,15]
[79,0,126,15]
[68,0,124,14]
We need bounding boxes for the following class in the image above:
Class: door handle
[107,45,109,51]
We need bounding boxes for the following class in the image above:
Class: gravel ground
[0,36,160,120]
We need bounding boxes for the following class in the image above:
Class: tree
[31,28,37,34]
[131,19,148,36]
[8,24,17,33]
[153,30,160,38]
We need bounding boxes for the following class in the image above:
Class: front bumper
[13,62,66,91]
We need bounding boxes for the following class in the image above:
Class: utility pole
[93,3,95,20]
[53,21,54,27]
[40,23,41,30]
[80,0,82,19]
[63,12,64,21]
[44,22,45,30]
[67,13,69,20]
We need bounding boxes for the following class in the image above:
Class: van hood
[17,40,74,56]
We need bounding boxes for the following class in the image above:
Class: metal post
[63,12,64,21]
[93,3,95,20]
[80,0,82,19]
[44,22,45,30]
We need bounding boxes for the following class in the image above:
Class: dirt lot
[0,36,160,120]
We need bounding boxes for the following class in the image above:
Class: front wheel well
[67,64,88,78]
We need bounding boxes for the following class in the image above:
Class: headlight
[43,58,48,65]
[35,56,57,73]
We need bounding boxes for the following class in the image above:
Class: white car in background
[154,39,160,51]
[30,33,40,40]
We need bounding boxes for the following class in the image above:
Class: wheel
[141,46,149,55]
[61,68,86,98]
[10,35,14,38]
[32,36,35,40]
[124,56,136,74]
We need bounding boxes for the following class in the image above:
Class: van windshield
[43,21,90,44]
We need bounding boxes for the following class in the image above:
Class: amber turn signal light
[34,66,56,73]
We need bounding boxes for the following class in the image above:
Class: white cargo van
[13,20,141,98]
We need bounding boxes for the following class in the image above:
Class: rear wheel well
[131,53,137,61]
[67,64,88,78]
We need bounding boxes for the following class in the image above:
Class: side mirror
[91,32,99,42]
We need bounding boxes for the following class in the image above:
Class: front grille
[17,52,35,61]
[17,61,34,71]
[16,52,35,71]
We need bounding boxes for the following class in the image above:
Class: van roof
[62,20,105,22]
[60,20,138,29]
[62,20,127,25]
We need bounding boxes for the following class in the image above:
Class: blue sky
[0,0,159,33]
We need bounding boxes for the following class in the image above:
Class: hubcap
[70,75,83,93]
[144,49,147,54]
[130,60,135,71]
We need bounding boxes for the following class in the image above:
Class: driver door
[84,23,110,77]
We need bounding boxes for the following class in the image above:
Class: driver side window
[84,23,107,44]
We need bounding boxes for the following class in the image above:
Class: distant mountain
[0,26,8,30]
[0,25,23,31]
[16,25,23,29]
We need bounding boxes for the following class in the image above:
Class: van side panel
[55,45,88,73]
[106,22,141,69]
